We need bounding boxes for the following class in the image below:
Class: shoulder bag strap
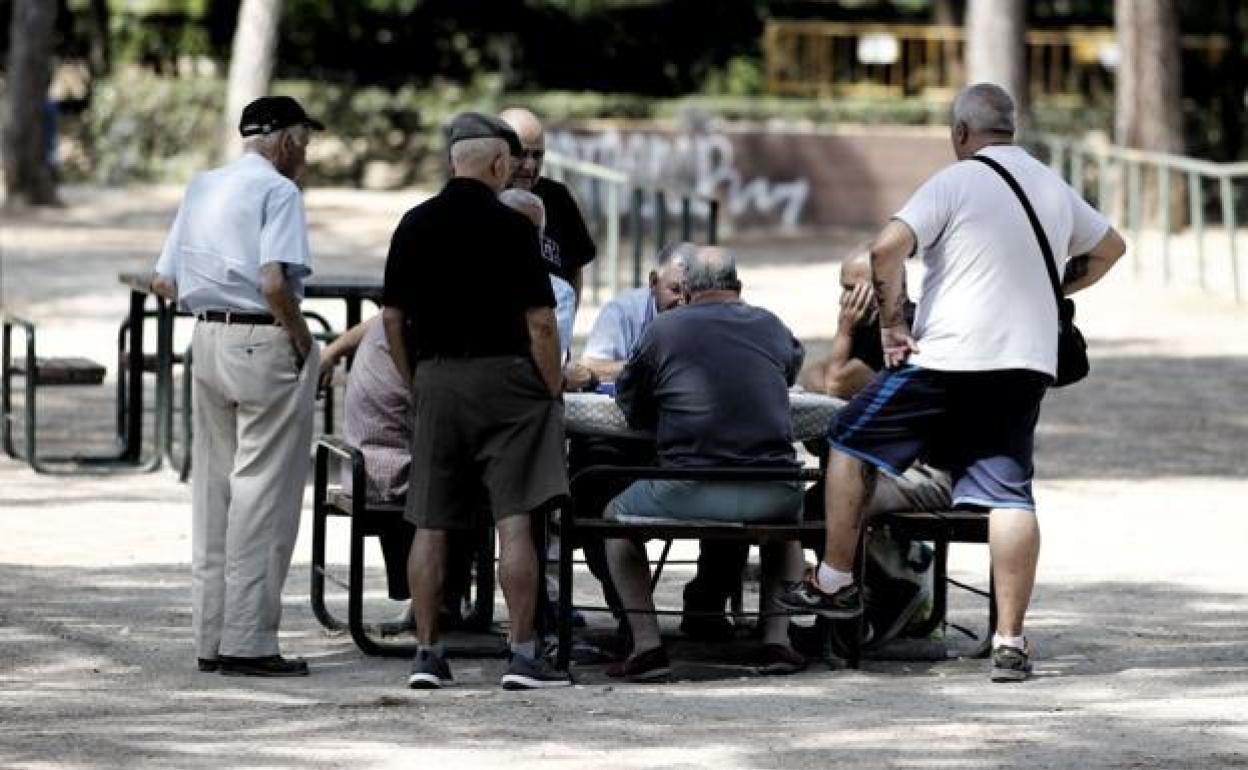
[969,153,1065,310]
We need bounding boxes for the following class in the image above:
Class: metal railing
[765,21,1227,105]
[544,151,719,304]
[1030,133,1248,303]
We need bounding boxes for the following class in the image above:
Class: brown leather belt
[197,310,278,325]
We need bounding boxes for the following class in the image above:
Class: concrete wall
[550,124,955,234]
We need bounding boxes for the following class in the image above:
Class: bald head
[950,82,1017,159]
[685,246,742,296]
[500,107,546,190]
[840,253,871,292]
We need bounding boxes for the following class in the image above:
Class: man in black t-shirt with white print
[500,107,597,300]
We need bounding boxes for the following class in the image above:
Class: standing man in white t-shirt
[779,83,1126,682]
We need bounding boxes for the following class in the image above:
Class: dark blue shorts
[827,365,1050,511]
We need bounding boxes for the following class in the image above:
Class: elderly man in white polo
[152,95,323,677]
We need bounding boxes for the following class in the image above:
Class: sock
[417,641,445,658]
[993,633,1026,651]
[816,561,854,594]
[510,639,538,660]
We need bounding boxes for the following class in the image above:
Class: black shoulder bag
[971,154,1089,387]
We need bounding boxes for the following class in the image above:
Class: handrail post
[1221,175,1241,303]
[1189,171,1205,291]
[1159,165,1171,285]
[1128,161,1142,278]
[708,199,720,245]
[1071,146,1084,198]
[654,189,667,253]
[631,187,645,289]
[606,181,620,300]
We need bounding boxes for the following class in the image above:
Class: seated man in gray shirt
[604,246,807,681]
[575,242,753,643]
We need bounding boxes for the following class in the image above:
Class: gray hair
[498,188,546,229]
[952,83,1016,135]
[655,241,696,272]
[244,124,309,156]
[450,136,508,174]
[684,246,741,293]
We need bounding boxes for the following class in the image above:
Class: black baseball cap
[445,111,522,157]
[238,96,325,137]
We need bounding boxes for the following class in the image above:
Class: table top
[564,389,844,442]
[118,271,154,294]
[120,271,384,303]
[305,274,384,300]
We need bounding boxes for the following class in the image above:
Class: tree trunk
[1215,0,1246,162]
[964,0,1028,126]
[3,0,59,207]
[1114,0,1183,154]
[1115,0,1185,228]
[221,0,283,162]
[88,0,110,77]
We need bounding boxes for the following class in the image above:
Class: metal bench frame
[1,314,126,474]
[553,464,996,672]
[311,436,497,657]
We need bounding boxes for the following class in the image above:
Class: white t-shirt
[894,144,1109,377]
[155,152,313,314]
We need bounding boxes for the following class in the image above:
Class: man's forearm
[259,265,312,356]
[381,307,412,383]
[581,357,625,382]
[529,323,562,398]
[871,256,907,328]
[1062,254,1114,295]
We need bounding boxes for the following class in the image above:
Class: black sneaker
[990,642,1033,683]
[218,655,308,677]
[501,653,573,690]
[605,646,672,683]
[776,578,863,619]
[407,650,454,689]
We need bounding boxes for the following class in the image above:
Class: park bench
[552,464,996,673]
[311,436,498,657]
[2,313,109,473]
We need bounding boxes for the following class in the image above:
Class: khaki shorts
[404,356,568,529]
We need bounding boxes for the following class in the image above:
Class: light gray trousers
[191,321,317,659]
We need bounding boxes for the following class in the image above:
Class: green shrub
[65,72,1115,186]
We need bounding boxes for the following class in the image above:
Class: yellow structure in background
[764,21,1227,104]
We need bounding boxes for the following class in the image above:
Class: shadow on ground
[1,561,1246,770]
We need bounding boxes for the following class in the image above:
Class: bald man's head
[500,107,545,190]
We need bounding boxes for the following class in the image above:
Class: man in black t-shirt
[500,107,597,298]
[381,112,571,691]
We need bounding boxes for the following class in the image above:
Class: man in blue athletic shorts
[779,82,1126,682]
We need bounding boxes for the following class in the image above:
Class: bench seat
[12,356,107,386]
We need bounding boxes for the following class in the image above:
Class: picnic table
[115,271,384,476]
[562,388,844,441]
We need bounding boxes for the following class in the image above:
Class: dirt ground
[1,185,1246,770]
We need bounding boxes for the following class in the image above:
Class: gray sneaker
[501,653,573,690]
[990,643,1033,682]
[408,650,454,689]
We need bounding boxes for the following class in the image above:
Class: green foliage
[702,56,765,97]
[66,72,1114,187]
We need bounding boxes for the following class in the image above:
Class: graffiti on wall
[548,128,810,231]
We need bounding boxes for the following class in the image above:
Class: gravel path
[1,186,1245,770]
